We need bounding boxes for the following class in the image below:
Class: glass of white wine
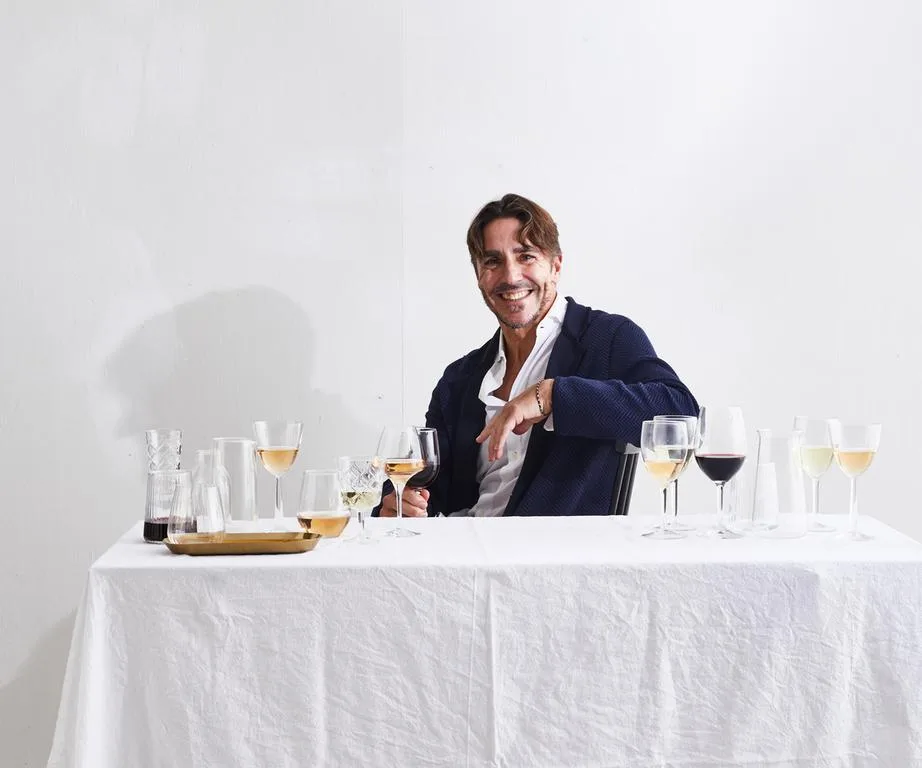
[297,469,349,538]
[653,415,698,532]
[338,456,385,543]
[376,426,424,538]
[794,416,836,533]
[828,420,881,541]
[253,421,303,522]
[639,419,690,540]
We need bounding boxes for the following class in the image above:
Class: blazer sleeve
[550,318,698,446]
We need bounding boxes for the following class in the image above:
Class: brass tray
[165,532,322,556]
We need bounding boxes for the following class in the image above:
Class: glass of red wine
[406,427,440,511]
[695,405,747,539]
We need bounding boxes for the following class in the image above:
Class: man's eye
[483,258,499,267]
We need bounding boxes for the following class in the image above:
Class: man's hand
[379,486,430,517]
[476,378,554,461]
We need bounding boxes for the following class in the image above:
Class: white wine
[835,449,876,477]
[341,490,380,511]
[643,458,684,487]
[384,459,425,484]
[257,447,299,476]
[297,512,350,537]
[800,445,834,479]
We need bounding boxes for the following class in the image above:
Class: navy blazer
[423,297,698,517]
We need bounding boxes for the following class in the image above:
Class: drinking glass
[145,469,189,543]
[653,415,698,532]
[213,438,257,525]
[168,476,225,544]
[695,406,747,539]
[828,420,881,541]
[405,427,440,509]
[639,420,690,540]
[253,421,303,521]
[752,428,807,539]
[376,426,424,538]
[297,470,348,537]
[338,456,385,543]
[145,429,182,471]
[793,416,836,533]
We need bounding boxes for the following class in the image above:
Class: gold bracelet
[535,381,546,416]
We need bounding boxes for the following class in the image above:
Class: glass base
[387,526,421,538]
[642,527,687,540]
[699,527,744,540]
[671,519,695,532]
[837,529,872,542]
[807,519,835,533]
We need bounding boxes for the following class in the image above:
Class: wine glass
[253,421,303,521]
[338,456,385,543]
[695,406,747,539]
[828,420,881,541]
[639,420,690,540]
[297,469,348,538]
[376,426,424,538]
[405,427,440,506]
[653,415,698,532]
[794,416,836,533]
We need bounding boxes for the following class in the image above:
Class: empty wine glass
[297,470,348,537]
[253,421,303,521]
[794,416,836,533]
[639,419,690,540]
[376,426,424,538]
[653,415,698,532]
[338,456,385,543]
[695,406,747,539]
[829,420,881,542]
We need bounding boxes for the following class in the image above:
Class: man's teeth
[500,290,531,301]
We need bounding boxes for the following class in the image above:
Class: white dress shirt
[467,294,567,517]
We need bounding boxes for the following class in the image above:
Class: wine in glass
[405,427,440,504]
[297,469,349,537]
[695,406,747,539]
[338,456,385,543]
[653,415,698,532]
[828,420,881,542]
[639,419,690,540]
[794,416,835,533]
[253,421,303,521]
[376,426,424,538]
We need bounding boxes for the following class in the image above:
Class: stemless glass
[829,420,881,541]
[405,427,440,509]
[639,420,689,540]
[253,421,303,521]
[145,469,189,543]
[297,470,348,537]
[376,426,424,538]
[338,456,385,543]
[794,416,836,533]
[653,415,698,532]
[213,438,257,526]
[695,406,747,539]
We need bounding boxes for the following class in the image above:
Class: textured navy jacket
[424,297,698,517]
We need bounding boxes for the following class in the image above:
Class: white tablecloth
[49,515,922,768]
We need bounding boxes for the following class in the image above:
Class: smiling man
[378,193,698,518]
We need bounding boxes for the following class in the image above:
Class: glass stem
[849,477,859,536]
[717,482,726,528]
[275,476,283,520]
[394,481,405,524]
[673,479,680,520]
[811,478,820,522]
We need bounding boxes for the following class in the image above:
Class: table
[49,515,922,768]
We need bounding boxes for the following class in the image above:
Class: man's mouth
[497,289,534,302]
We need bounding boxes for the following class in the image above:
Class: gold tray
[224,531,305,542]
[165,532,322,556]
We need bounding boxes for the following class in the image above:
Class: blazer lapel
[504,298,589,515]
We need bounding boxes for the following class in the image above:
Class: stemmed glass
[653,415,698,532]
[695,406,747,539]
[828,420,881,541]
[405,427,440,509]
[794,416,836,533]
[376,426,424,538]
[639,419,690,540]
[253,421,303,521]
[338,456,386,543]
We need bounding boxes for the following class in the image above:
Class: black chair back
[610,443,639,515]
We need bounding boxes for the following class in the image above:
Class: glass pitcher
[752,428,807,538]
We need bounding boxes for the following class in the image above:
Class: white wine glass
[338,456,385,544]
[297,469,349,538]
[653,415,698,532]
[695,406,747,539]
[639,420,689,540]
[253,421,303,521]
[828,420,881,541]
[376,426,424,538]
[794,416,835,533]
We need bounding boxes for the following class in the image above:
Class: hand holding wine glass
[376,426,425,537]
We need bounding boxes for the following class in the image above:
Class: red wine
[407,463,440,489]
[143,517,169,543]
[695,454,745,483]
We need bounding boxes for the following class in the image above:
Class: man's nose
[500,257,524,283]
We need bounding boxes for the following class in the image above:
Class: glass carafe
[752,428,807,538]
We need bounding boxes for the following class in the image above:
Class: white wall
[2,1,920,764]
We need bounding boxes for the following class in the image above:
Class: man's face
[475,217,562,330]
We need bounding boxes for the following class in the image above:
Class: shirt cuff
[543,414,555,432]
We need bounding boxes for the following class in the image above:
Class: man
[379,193,697,518]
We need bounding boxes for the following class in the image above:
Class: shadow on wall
[0,613,76,768]
[104,286,369,508]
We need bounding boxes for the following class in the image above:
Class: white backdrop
[2,1,920,765]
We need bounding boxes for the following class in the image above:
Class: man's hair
[466,193,561,266]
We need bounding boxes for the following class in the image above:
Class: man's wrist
[536,378,554,417]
